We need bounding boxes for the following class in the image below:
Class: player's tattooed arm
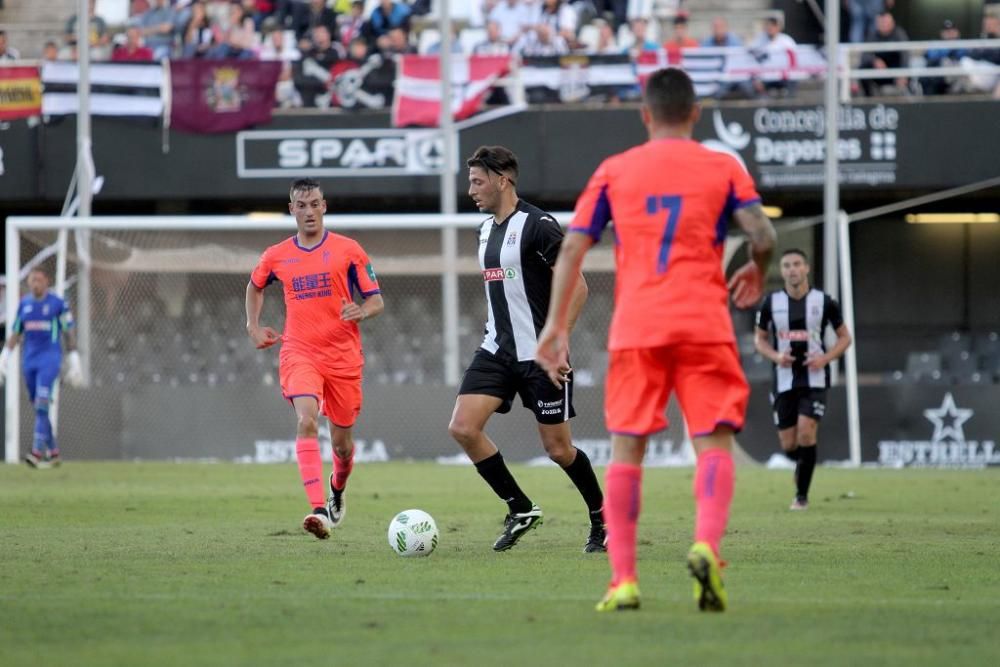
[728,203,777,309]
[734,203,777,273]
[359,293,385,322]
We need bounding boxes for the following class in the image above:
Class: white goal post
[5,213,756,465]
[4,213,526,464]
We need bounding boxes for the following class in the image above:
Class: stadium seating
[888,331,1000,385]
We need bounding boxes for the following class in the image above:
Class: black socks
[562,448,605,522]
[475,451,532,515]
[795,446,817,500]
[476,448,606,521]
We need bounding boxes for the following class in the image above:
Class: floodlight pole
[823,1,841,386]
[823,0,840,300]
[439,2,460,386]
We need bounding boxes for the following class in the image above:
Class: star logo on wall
[923,393,973,444]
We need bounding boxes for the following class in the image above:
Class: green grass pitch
[1,462,998,666]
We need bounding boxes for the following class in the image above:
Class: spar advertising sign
[698,104,901,189]
[236,128,453,178]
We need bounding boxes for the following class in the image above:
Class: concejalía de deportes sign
[700,104,900,188]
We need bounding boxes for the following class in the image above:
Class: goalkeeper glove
[65,350,84,387]
[0,346,10,386]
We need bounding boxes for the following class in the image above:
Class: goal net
[4,214,696,466]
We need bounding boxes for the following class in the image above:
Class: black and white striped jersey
[756,288,844,394]
[477,200,564,362]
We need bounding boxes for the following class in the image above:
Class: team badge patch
[366,263,377,282]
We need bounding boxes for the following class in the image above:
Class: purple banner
[170,60,281,134]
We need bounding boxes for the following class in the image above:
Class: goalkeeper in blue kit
[0,268,83,467]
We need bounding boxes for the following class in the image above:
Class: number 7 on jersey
[647,195,683,274]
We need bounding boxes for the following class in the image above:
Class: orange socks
[295,437,325,509]
[332,449,354,492]
[604,449,732,587]
[604,463,643,586]
[693,448,734,559]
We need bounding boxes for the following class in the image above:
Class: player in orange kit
[246,178,384,539]
[537,68,776,612]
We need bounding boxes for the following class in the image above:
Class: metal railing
[839,38,1000,101]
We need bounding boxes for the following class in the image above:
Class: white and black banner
[41,61,166,117]
[520,54,636,103]
[637,46,829,98]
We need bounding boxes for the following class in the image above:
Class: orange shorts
[280,354,363,428]
[605,343,749,437]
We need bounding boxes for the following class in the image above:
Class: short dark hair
[466,145,518,185]
[28,267,50,280]
[289,178,322,200]
[781,248,809,262]
[765,17,781,27]
[643,68,696,124]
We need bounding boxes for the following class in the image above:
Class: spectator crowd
[2,0,998,103]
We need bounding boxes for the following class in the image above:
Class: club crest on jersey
[482,267,518,281]
[42,304,50,315]
[506,232,518,246]
[322,250,331,265]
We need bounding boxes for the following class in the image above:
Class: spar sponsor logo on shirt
[482,267,518,282]
[778,329,811,342]
[877,393,999,468]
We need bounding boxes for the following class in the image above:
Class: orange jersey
[569,138,760,350]
[250,230,380,370]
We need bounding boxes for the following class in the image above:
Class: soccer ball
[387,509,438,557]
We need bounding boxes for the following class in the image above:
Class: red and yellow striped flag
[0,66,42,120]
